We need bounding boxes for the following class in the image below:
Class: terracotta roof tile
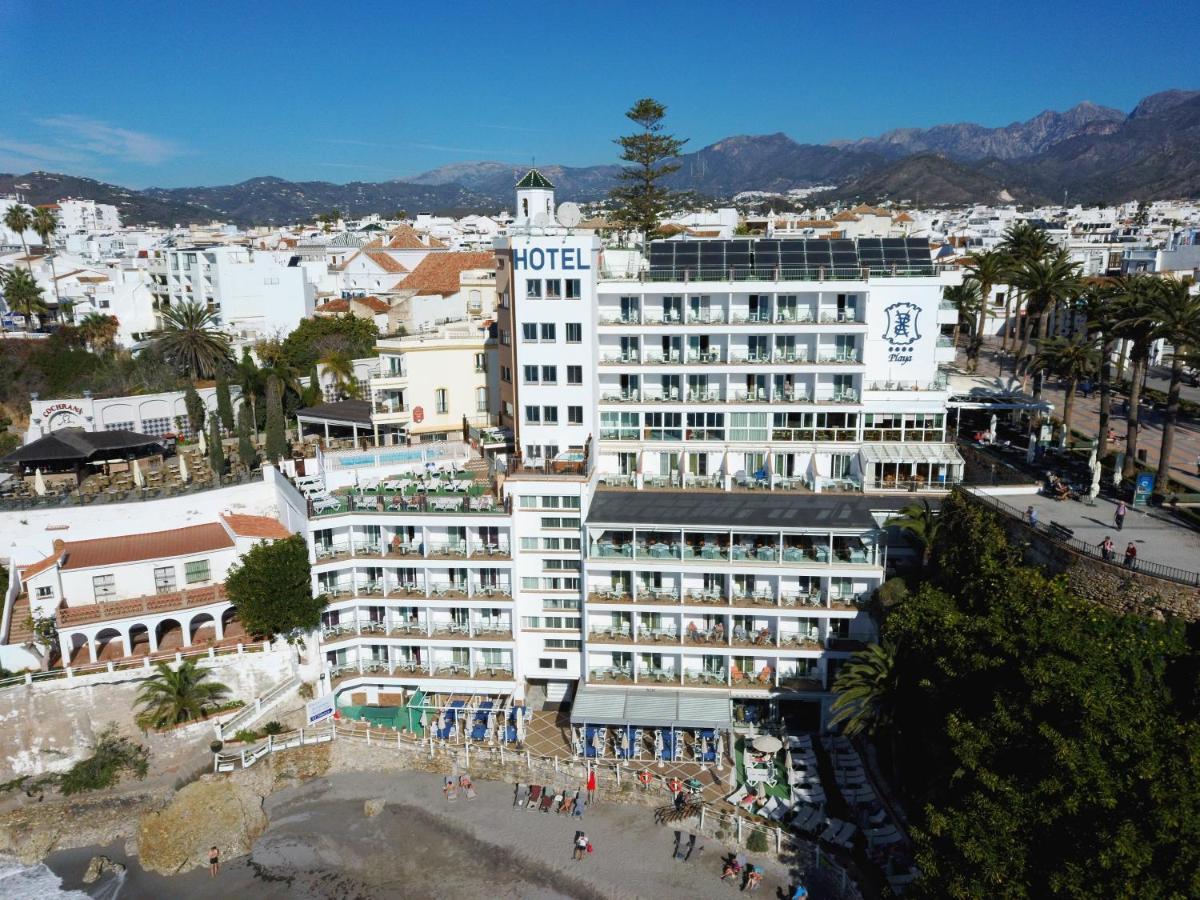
[59,523,234,570]
[317,299,350,313]
[20,542,64,579]
[354,295,390,313]
[221,514,291,540]
[397,251,495,297]
[364,251,409,274]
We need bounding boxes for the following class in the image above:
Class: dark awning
[2,428,165,466]
[295,399,373,427]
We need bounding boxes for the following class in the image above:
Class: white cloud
[35,115,183,165]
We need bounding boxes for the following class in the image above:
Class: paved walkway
[966,342,1200,493]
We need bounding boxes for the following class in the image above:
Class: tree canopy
[608,98,688,237]
[280,315,378,372]
[224,535,324,640]
[880,492,1200,897]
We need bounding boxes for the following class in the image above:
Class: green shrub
[58,724,149,795]
[262,720,284,735]
[231,729,261,743]
[746,828,769,853]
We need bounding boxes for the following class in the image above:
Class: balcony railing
[598,264,944,282]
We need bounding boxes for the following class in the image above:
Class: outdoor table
[756,547,775,561]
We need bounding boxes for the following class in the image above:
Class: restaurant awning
[569,686,732,730]
[2,428,165,467]
[859,443,964,465]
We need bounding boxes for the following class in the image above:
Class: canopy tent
[859,442,965,490]
[2,428,167,485]
[569,686,732,731]
[859,443,964,465]
[295,399,377,445]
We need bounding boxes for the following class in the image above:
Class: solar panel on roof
[881,238,906,248]
[830,239,856,252]
[832,251,858,266]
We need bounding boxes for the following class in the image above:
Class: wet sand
[45,771,806,899]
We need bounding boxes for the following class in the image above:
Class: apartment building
[55,199,122,234]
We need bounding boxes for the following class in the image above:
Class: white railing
[214,674,301,740]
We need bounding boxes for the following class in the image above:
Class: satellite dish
[557,202,582,228]
[532,211,550,228]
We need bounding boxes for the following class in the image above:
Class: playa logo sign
[881,302,922,364]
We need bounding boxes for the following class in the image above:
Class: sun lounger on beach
[514,783,528,807]
[725,785,749,806]
[539,787,557,812]
[558,790,578,815]
[572,798,584,818]
[527,784,542,809]
[832,822,858,849]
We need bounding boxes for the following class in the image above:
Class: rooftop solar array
[646,238,933,278]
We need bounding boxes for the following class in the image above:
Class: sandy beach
[43,770,815,899]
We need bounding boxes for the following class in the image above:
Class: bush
[262,720,284,736]
[231,729,262,744]
[746,828,769,853]
[297,682,315,701]
[58,724,149,796]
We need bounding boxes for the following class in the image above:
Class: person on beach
[586,768,596,803]
[1124,542,1137,569]
[208,846,220,878]
[573,831,589,861]
[1115,501,1127,531]
[743,864,763,891]
[721,856,743,883]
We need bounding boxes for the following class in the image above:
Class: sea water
[0,855,114,900]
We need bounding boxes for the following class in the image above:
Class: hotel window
[154,565,177,594]
[523,365,539,384]
[539,658,569,670]
[540,323,556,341]
[435,389,448,414]
[565,279,581,299]
[568,405,583,426]
[474,353,486,373]
[542,406,559,425]
[565,323,582,343]
[522,323,538,342]
[525,405,541,423]
[184,559,211,584]
[544,279,561,299]
[643,412,682,441]
[600,411,639,440]
[730,412,769,442]
[526,279,542,298]
[92,574,116,601]
[476,387,488,413]
[567,365,583,385]
[541,365,557,384]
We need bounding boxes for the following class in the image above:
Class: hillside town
[2,56,1200,898]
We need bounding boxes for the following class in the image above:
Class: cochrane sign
[512,246,591,271]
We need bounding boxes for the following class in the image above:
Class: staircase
[4,597,32,645]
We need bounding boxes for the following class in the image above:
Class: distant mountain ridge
[2,89,1197,225]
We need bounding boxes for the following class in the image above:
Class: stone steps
[5,597,32,645]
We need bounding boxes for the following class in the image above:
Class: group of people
[719,854,765,891]
[1099,536,1138,568]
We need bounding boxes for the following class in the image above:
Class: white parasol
[132,458,144,489]
[33,468,46,497]
[988,414,998,444]
[1090,459,1102,501]
[178,453,190,483]
[654,730,664,756]
[197,426,207,456]
[752,734,783,753]
[1025,439,1037,464]
[515,710,526,743]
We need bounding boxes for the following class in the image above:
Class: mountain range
[2,89,1197,225]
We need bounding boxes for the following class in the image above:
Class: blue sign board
[1133,472,1155,507]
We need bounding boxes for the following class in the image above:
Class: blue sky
[1,0,1196,188]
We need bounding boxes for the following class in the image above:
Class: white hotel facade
[280,172,964,730]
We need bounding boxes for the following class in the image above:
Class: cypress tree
[237,401,255,471]
[215,370,235,433]
[183,383,205,438]
[264,375,286,463]
[208,416,225,479]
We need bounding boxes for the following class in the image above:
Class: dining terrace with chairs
[586,526,880,568]
[585,649,832,692]
[314,565,513,602]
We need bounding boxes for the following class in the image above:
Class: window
[92,574,115,601]
[541,365,557,383]
[474,353,486,373]
[154,565,176,594]
[435,389,448,414]
[540,323,556,341]
[544,640,581,651]
[567,365,583,385]
[501,366,512,383]
[184,560,211,584]
[526,278,542,298]
[542,406,559,424]
[730,412,769,442]
[503,401,514,417]
[523,365,539,384]
[539,658,569,669]
[565,278,581,299]
[522,322,538,341]
[600,411,639,440]
[643,411,682,441]
[543,597,580,609]
[544,278,561,299]
[566,323,582,343]
[35,585,53,599]
[500,329,510,346]
[525,405,541,423]
[476,387,488,413]
[568,405,583,425]
[540,516,581,530]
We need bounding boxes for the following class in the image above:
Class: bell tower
[514,168,555,227]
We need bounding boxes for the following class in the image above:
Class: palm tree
[1110,274,1161,478]
[58,297,75,325]
[134,660,230,730]
[78,312,119,352]
[1010,248,1083,392]
[1,267,48,328]
[31,206,60,306]
[318,350,359,399]
[153,300,232,379]
[1080,281,1119,457]
[997,223,1052,354]
[1147,280,1200,489]
[885,499,940,568]
[235,349,264,442]
[961,249,1008,370]
[3,202,33,272]
[942,281,982,361]
[829,641,897,738]
[1032,335,1099,439]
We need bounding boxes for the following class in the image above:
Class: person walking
[573,831,590,861]
[1114,501,1127,532]
[208,846,220,878]
[585,768,597,804]
[1100,536,1115,563]
[1124,543,1137,569]
[1026,505,1038,527]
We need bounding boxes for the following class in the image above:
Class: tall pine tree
[609,98,687,238]
[215,370,235,433]
[237,401,255,471]
[264,374,286,463]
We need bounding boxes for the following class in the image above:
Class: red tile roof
[221,514,291,540]
[316,299,350,313]
[354,295,390,313]
[397,251,496,297]
[364,251,409,274]
[20,542,64,579]
[59,523,234,570]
